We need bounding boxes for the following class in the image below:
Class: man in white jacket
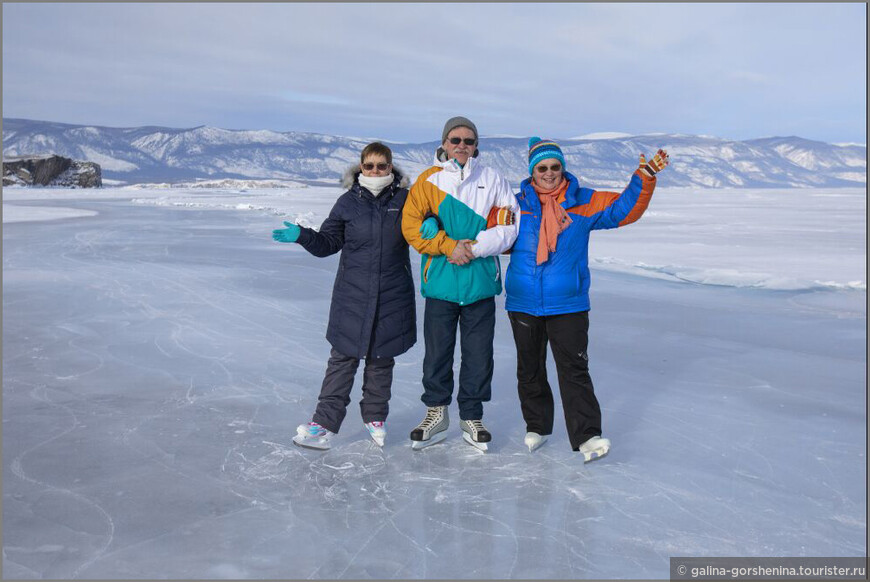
[402,116,520,451]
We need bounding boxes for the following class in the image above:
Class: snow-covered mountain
[2,118,865,188]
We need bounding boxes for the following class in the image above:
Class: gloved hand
[419,217,440,239]
[272,221,301,243]
[639,149,670,178]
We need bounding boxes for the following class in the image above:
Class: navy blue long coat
[295,166,417,359]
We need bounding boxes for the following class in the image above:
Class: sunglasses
[362,162,391,171]
[447,137,477,146]
[535,163,563,173]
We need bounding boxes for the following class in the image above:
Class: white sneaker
[365,421,386,447]
[578,435,610,462]
[292,422,334,450]
[410,406,448,450]
[524,431,548,452]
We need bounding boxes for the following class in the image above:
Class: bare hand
[447,240,475,265]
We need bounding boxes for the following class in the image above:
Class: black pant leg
[508,311,555,435]
[422,298,460,408]
[359,356,395,423]
[312,348,361,433]
[457,297,496,420]
[546,311,602,450]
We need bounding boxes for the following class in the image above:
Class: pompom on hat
[528,137,566,175]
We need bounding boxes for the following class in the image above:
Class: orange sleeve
[618,170,656,227]
[402,169,458,257]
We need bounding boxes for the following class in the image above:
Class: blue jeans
[421,297,495,420]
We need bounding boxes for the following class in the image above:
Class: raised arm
[587,149,669,230]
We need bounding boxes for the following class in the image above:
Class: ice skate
[410,406,448,450]
[578,435,610,462]
[524,431,548,452]
[460,419,491,452]
[365,421,386,447]
[292,422,334,450]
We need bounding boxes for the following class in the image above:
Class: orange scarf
[532,178,572,265]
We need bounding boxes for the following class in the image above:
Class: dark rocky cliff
[3,154,101,188]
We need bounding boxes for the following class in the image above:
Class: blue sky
[2,3,866,144]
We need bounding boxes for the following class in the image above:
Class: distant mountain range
[2,118,865,188]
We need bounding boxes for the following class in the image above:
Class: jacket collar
[341,163,410,192]
[434,153,479,177]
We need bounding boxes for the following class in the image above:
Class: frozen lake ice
[2,186,866,579]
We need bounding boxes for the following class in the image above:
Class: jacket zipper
[423,255,433,283]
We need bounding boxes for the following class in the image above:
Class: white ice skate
[524,431,548,452]
[460,419,491,452]
[365,421,386,447]
[578,435,610,462]
[292,422,334,450]
[410,406,448,450]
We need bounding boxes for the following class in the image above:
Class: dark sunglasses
[362,162,390,171]
[448,137,477,146]
[535,163,562,173]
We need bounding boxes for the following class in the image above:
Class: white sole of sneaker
[526,435,548,452]
[462,432,488,452]
[581,445,609,462]
[292,434,331,450]
[410,431,447,450]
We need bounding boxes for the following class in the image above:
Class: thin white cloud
[2,3,865,143]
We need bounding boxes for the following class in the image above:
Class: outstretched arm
[589,149,669,230]
[295,213,345,257]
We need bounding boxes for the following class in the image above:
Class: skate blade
[581,445,609,462]
[369,434,385,447]
[462,432,488,452]
[292,434,331,450]
[526,436,548,452]
[410,431,447,450]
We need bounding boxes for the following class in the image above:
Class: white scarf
[358,173,394,197]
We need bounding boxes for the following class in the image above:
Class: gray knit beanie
[441,116,478,143]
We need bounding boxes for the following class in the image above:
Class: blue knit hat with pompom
[528,137,566,175]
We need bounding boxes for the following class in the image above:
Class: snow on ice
[2,185,865,579]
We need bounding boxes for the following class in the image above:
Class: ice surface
[2,187,865,579]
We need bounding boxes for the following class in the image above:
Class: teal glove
[420,217,439,240]
[272,221,301,243]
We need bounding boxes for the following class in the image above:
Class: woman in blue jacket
[272,142,417,450]
[505,137,669,461]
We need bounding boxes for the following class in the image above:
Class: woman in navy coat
[272,142,416,449]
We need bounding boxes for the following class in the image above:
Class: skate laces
[419,407,442,429]
[465,419,486,433]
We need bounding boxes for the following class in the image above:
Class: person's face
[360,154,391,177]
[533,158,564,189]
[443,127,477,165]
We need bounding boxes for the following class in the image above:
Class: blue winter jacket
[504,170,656,316]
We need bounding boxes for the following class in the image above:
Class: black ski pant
[312,348,394,434]
[508,310,601,450]
[422,297,495,421]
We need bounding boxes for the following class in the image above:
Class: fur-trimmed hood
[340,163,410,191]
